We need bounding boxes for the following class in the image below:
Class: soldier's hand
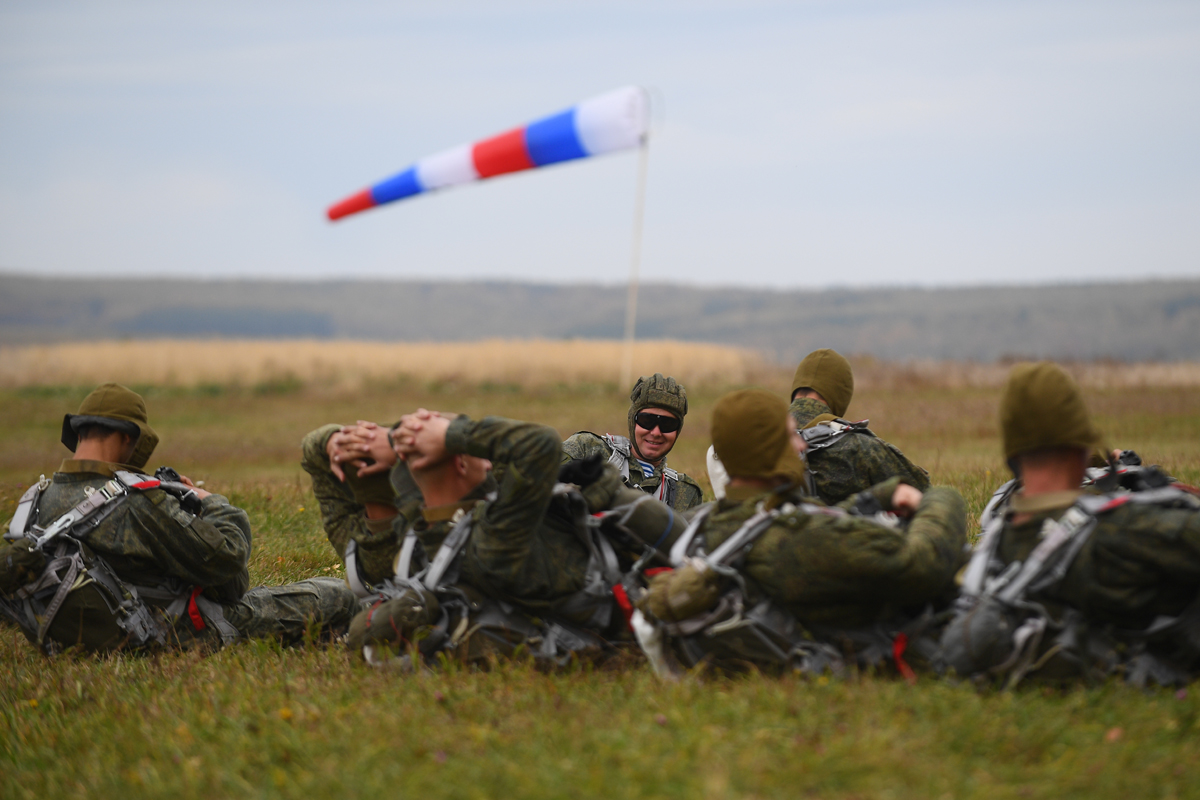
[349,420,399,476]
[326,422,381,482]
[392,408,451,469]
[890,484,923,517]
[177,474,212,500]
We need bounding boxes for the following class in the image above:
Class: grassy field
[2,344,1199,799]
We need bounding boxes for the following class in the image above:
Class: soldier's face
[634,406,679,463]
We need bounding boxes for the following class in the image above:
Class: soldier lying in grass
[940,362,1200,687]
[303,409,692,667]
[703,349,932,508]
[633,388,967,678]
[0,383,357,655]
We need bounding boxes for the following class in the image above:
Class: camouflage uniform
[562,373,703,513]
[635,388,965,677]
[22,460,358,649]
[561,433,703,513]
[790,396,931,504]
[939,362,1200,684]
[704,477,966,630]
[993,492,1200,632]
[300,423,421,585]
[2,384,356,652]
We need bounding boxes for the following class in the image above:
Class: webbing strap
[423,511,475,591]
[604,434,632,482]
[343,539,373,599]
[668,504,715,566]
[396,528,419,581]
[35,551,83,645]
[6,477,48,541]
[704,506,781,568]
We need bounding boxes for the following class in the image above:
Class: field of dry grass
[0,339,770,391]
[5,339,1199,393]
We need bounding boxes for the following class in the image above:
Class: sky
[1,0,1198,289]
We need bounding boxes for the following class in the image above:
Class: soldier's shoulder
[562,431,615,459]
[674,471,703,491]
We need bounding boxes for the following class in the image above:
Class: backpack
[1,469,237,655]
[940,460,1200,688]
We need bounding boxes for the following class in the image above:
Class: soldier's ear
[452,455,469,479]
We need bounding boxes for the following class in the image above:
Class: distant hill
[2,273,1198,363]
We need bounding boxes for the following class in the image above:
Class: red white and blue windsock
[327,86,649,221]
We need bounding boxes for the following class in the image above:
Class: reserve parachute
[327,86,649,221]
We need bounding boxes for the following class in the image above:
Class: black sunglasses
[634,412,681,434]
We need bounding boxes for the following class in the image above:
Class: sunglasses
[634,412,681,434]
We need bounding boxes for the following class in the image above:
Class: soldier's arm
[560,431,612,464]
[448,416,560,547]
[870,485,967,601]
[300,424,365,560]
[130,490,253,602]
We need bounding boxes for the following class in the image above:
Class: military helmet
[61,382,159,469]
[790,349,854,418]
[627,373,688,459]
[710,388,806,486]
[999,362,1104,468]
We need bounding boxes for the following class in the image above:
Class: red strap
[645,567,674,577]
[612,584,635,631]
[892,633,917,685]
[131,480,161,490]
[1101,495,1131,512]
[187,586,206,631]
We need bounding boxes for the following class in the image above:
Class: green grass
[2,381,1199,799]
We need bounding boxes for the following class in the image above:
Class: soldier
[343,408,691,666]
[300,419,422,587]
[0,383,357,654]
[786,348,929,503]
[940,362,1200,686]
[634,388,966,677]
[562,373,703,513]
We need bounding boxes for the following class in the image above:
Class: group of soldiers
[3,349,1199,688]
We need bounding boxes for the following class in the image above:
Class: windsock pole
[620,135,649,390]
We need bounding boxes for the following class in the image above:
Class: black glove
[558,453,606,488]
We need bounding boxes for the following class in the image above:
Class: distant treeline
[2,273,1198,363]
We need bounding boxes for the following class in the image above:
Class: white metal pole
[620,136,650,390]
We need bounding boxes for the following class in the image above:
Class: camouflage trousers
[223,577,359,644]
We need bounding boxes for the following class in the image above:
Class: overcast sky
[2,0,1197,288]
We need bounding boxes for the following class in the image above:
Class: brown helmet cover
[61,383,159,469]
[627,373,688,460]
[1000,362,1105,467]
[790,349,854,418]
[711,388,806,486]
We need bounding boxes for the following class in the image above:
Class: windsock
[327,86,649,221]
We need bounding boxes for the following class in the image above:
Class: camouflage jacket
[703,477,967,629]
[789,397,931,504]
[300,423,424,584]
[15,460,253,644]
[995,492,1200,630]
[561,431,704,513]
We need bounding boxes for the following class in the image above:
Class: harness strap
[343,539,374,599]
[5,477,49,541]
[668,504,716,566]
[423,510,476,591]
[35,550,83,645]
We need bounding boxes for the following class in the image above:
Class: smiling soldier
[561,373,703,513]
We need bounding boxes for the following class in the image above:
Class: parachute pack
[344,483,670,669]
[0,469,237,655]
[630,494,933,679]
[939,458,1200,688]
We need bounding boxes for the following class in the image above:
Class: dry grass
[0,339,768,390]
